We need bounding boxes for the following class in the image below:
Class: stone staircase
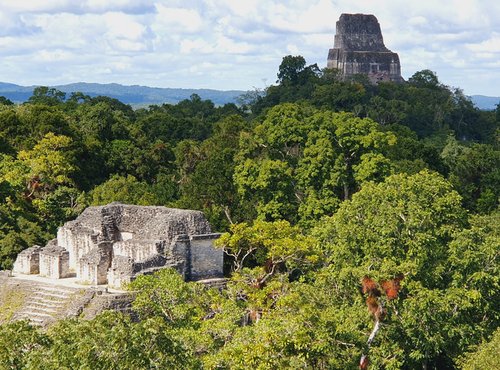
[13,284,84,327]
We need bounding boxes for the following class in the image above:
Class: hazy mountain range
[0,82,498,110]
[0,82,245,107]
[469,95,499,111]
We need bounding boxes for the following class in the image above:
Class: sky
[0,0,499,96]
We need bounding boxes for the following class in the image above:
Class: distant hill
[470,95,499,111]
[0,81,497,111]
[0,82,246,107]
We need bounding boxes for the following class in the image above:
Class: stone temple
[327,13,403,83]
[13,203,223,288]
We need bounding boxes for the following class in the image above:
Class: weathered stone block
[170,235,190,279]
[113,240,158,263]
[39,245,70,279]
[107,255,134,288]
[57,226,98,271]
[13,245,42,275]
[78,242,112,285]
[189,233,223,280]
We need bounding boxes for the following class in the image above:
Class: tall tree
[313,171,498,368]
[27,86,66,106]
[234,103,396,225]
[176,115,250,229]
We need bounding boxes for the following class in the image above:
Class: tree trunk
[343,182,350,200]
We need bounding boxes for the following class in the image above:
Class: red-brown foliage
[366,296,379,315]
[381,275,403,300]
[250,279,266,289]
[362,276,378,295]
[247,308,262,324]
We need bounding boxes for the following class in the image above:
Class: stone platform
[0,272,129,327]
[0,272,226,327]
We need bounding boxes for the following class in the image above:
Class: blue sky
[0,0,499,96]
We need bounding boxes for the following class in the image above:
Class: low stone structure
[13,203,223,288]
[327,13,403,83]
[12,245,42,275]
[78,241,112,285]
[39,243,71,279]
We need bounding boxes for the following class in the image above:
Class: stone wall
[39,245,71,279]
[107,255,134,288]
[57,226,98,271]
[105,234,222,289]
[78,242,112,285]
[112,240,159,262]
[168,235,190,279]
[80,291,134,320]
[189,234,223,280]
[13,246,42,275]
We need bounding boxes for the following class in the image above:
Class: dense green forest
[0,56,498,369]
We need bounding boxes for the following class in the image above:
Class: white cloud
[407,16,427,27]
[0,0,71,13]
[216,35,254,54]
[180,38,214,54]
[180,34,254,55]
[286,44,300,54]
[269,0,337,33]
[0,0,498,95]
[153,5,204,34]
[35,49,74,62]
[82,0,150,12]
[103,12,146,40]
[467,33,500,53]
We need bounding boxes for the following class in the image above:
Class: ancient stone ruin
[327,13,403,83]
[13,203,223,288]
